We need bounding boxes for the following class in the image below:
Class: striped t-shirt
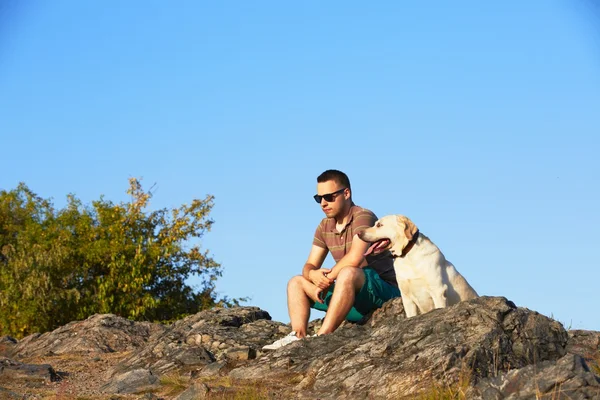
[313,205,397,287]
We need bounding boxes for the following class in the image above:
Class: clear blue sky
[2,1,599,331]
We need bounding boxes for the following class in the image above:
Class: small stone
[173,382,210,400]
[194,361,227,378]
[201,334,212,344]
[224,346,255,361]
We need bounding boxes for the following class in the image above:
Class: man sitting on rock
[263,169,400,350]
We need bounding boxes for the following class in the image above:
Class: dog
[358,215,478,318]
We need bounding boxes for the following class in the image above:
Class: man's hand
[325,234,369,280]
[309,268,333,290]
[315,287,326,304]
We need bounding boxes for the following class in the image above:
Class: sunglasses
[313,188,346,203]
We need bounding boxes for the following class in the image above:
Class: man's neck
[334,203,353,226]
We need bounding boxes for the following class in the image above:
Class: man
[263,169,400,350]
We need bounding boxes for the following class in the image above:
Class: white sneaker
[262,331,300,350]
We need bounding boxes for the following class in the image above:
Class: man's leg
[287,275,321,338]
[317,268,365,335]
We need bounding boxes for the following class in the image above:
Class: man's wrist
[303,264,315,281]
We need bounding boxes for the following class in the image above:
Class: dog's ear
[399,216,418,241]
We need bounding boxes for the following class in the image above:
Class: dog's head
[359,215,418,257]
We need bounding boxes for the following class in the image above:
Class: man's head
[315,169,352,219]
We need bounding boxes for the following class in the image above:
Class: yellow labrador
[358,215,478,318]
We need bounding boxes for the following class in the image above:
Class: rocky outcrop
[0,297,598,399]
[568,330,600,362]
[0,387,21,399]
[475,353,600,399]
[7,313,165,358]
[0,336,17,357]
[229,296,585,398]
[103,306,287,394]
[0,357,61,385]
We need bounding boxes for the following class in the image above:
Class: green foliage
[0,178,239,338]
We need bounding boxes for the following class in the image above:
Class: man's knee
[288,275,307,291]
[336,268,365,287]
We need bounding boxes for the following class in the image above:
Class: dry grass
[154,375,273,399]
[193,376,272,399]
[417,380,470,400]
[530,350,600,400]
[159,371,190,397]
[533,381,600,400]
[208,384,270,400]
[417,364,471,400]
[591,351,600,376]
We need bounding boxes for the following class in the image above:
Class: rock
[368,295,406,328]
[473,353,600,399]
[0,337,17,358]
[106,306,284,380]
[0,301,598,399]
[229,297,573,399]
[100,368,160,394]
[142,393,164,400]
[225,346,256,361]
[10,314,165,358]
[173,382,210,400]
[0,357,61,386]
[568,330,600,361]
[0,387,21,399]
[193,360,227,378]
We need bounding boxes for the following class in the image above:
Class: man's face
[316,180,349,219]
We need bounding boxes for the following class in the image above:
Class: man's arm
[302,245,332,290]
[326,234,369,281]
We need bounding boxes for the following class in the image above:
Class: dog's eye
[376,222,382,228]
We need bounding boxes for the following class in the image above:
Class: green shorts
[311,268,400,322]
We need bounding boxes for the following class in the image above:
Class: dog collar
[394,230,420,258]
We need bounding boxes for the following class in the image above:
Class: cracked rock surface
[0,298,598,399]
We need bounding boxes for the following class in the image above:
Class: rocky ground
[0,296,599,399]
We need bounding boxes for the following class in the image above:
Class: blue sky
[2,1,599,331]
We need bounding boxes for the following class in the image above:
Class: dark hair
[317,169,351,191]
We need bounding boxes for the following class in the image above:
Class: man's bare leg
[287,275,322,338]
[317,268,365,335]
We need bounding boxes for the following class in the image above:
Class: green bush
[0,178,240,338]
